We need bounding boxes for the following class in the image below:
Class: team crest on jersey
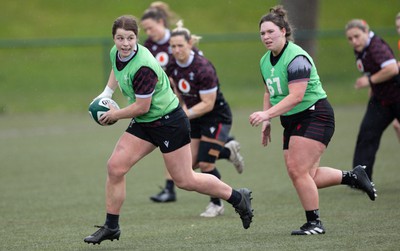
[178,78,191,93]
[156,52,169,67]
[356,59,364,72]
[189,72,195,81]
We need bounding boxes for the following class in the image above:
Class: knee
[198,162,214,172]
[107,158,128,179]
[287,167,298,181]
[286,161,302,181]
[173,175,197,191]
[174,180,195,191]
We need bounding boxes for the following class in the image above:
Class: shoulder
[137,44,158,60]
[193,47,204,56]
[110,45,118,54]
[370,35,393,51]
[289,55,312,67]
[166,59,178,74]
[137,66,156,74]
[138,43,150,53]
[194,53,207,62]
[368,35,395,61]
[143,38,152,48]
[194,55,217,75]
[287,42,310,57]
[260,51,270,64]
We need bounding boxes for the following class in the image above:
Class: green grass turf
[0,0,399,114]
[1,107,399,250]
[1,1,400,249]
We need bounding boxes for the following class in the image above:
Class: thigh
[109,132,156,171]
[190,138,200,167]
[281,99,335,150]
[285,136,325,174]
[148,112,191,153]
[190,122,201,139]
[360,98,394,132]
[163,143,194,184]
[394,102,400,121]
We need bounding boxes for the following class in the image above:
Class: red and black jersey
[354,32,400,103]
[143,37,203,70]
[143,38,172,70]
[166,52,232,123]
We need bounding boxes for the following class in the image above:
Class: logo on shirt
[270,67,275,77]
[123,75,129,85]
[156,52,169,67]
[356,59,364,72]
[178,78,191,93]
[189,72,195,81]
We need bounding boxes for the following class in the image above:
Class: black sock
[305,209,320,223]
[227,189,242,206]
[165,179,175,192]
[202,168,221,180]
[210,197,221,206]
[218,147,230,160]
[341,170,353,185]
[202,168,222,205]
[105,213,119,229]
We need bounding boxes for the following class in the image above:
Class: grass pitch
[1,107,400,250]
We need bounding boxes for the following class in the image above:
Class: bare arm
[249,81,307,126]
[183,91,216,120]
[261,86,272,146]
[355,61,399,89]
[106,69,119,90]
[99,67,156,125]
[99,96,152,125]
[94,69,119,99]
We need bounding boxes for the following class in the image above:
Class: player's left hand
[99,104,118,125]
[249,111,270,127]
[354,75,369,89]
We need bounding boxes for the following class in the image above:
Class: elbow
[139,106,150,115]
[136,105,151,116]
[293,95,303,105]
[204,104,214,114]
[394,66,399,75]
[388,64,399,77]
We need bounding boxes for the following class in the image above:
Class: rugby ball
[88,97,120,126]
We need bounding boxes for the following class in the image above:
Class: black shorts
[190,120,231,142]
[125,106,191,153]
[280,99,335,150]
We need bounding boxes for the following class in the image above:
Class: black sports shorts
[190,120,231,142]
[280,98,335,150]
[125,106,191,153]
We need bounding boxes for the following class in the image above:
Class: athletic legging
[352,96,400,180]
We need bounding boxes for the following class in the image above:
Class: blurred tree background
[0,0,399,114]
